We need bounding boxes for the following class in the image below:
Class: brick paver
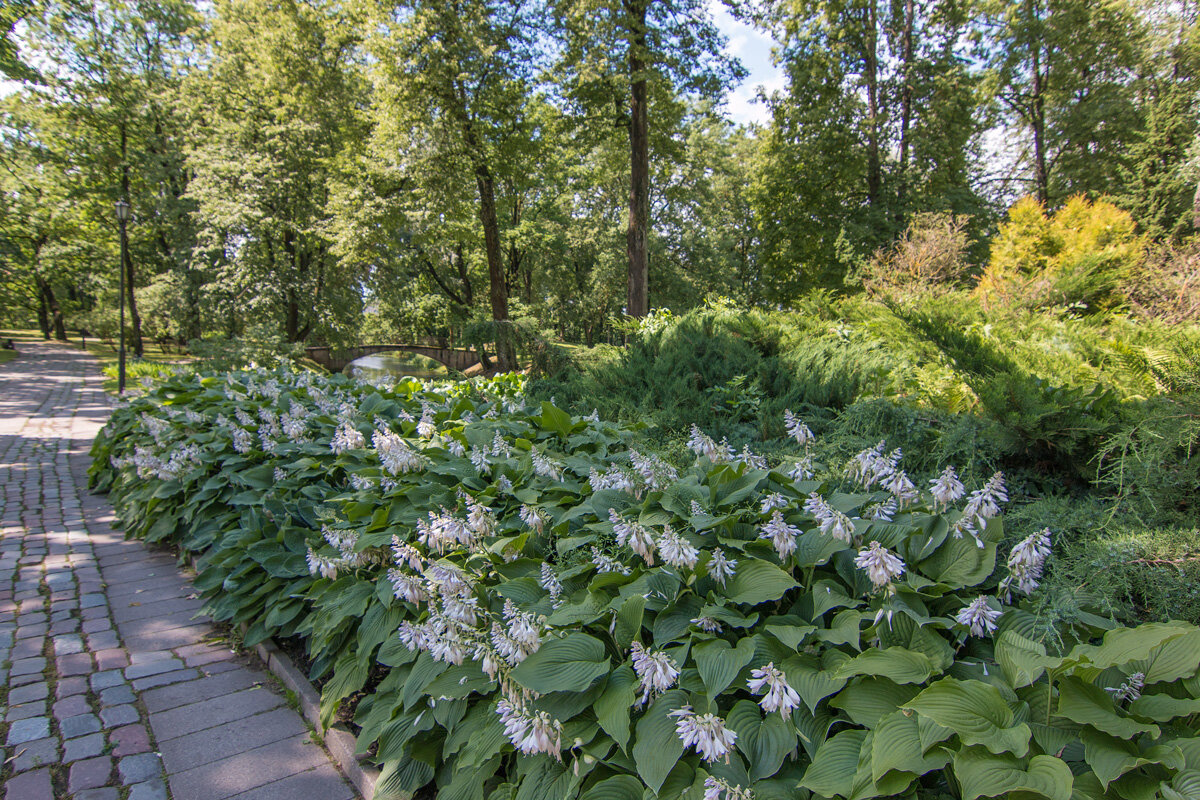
[0,341,356,799]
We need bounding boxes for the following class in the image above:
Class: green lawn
[0,328,191,392]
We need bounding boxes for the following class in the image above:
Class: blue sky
[710,2,785,126]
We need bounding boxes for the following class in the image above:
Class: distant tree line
[1,0,1197,367]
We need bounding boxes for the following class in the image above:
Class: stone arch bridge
[305,344,482,373]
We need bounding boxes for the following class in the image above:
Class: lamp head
[115,200,131,221]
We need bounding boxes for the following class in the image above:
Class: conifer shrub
[90,367,1200,800]
[977,196,1145,312]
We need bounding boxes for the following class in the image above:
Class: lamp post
[115,199,130,394]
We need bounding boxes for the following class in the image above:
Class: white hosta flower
[417,511,473,554]
[463,494,496,538]
[1110,672,1145,703]
[758,510,801,560]
[427,563,472,597]
[669,706,737,762]
[955,471,1008,545]
[735,445,767,470]
[1000,527,1051,600]
[330,421,365,455]
[657,525,699,570]
[444,437,466,458]
[234,408,255,427]
[531,451,562,481]
[689,500,706,516]
[490,432,513,458]
[929,466,965,508]
[803,492,856,543]
[885,470,918,503]
[631,641,680,706]
[497,475,513,492]
[388,569,427,604]
[391,537,423,570]
[707,548,737,586]
[629,449,678,490]
[416,408,436,438]
[955,596,1002,637]
[305,547,339,580]
[760,493,788,514]
[863,497,897,522]
[469,446,491,475]
[784,409,814,446]
[538,563,563,600]
[854,541,905,589]
[230,427,254,454]
[691,616,722,632]
[442,595,480,626]
[687,424,720,460]
[610,509,656,565]
[496,701,563,760]
[788,456,815,482]
[703,777,753,800]
[747,662,801,719]
[589,465,636,495]
[591,547,631,575]
[520,504,548,534]
[372,429,429,475]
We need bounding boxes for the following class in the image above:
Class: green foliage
[978,196,1146,312]
[92,367,1200,800]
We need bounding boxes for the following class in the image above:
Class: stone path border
[1,341,358,800]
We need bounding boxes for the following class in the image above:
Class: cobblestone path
[1,341,356,800]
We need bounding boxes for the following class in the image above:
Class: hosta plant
[90,368,1200,800]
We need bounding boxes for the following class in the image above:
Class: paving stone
[223,768,357,800]
[63,731,107,763]
[69,756,114,793]
[127,779,170,800]
[6,699,47,721]
[10,656,46,676]
[57,675,89,697]
[158,706,308,774]
[100,684,137,707]
[90,668,126,691]
[58,651,93,676]
[8,681,49,705]
[7,735,58,773]
[6,715,50,745]
[125,657,185,680]
[80,592,107,608]
[100,703,140,727]
[119,752,165,785]
[74,789,121,800]
[95,647,130,670]
[150,685,285,741]
[142,668,260,713]
[133,668,203,692]
[54,633,84,654]
[54,694,91,718]
[3,767,54,800]
[167,735,331,800]
[60,712,102,739]
[111,723,152,756]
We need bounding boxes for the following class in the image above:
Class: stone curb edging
[240,625,380,800]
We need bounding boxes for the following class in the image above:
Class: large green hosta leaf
[724,559,798,605]
[903,677,1032,756]
[511,633,609,694]
[1081,728,1184,788]
[631,689,688,795]
[1054,678,1160,739]
[953,748,1073,800]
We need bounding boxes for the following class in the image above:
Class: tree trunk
[625,0,650,318]
[896,0,914,216]
[119,123,144,357]
[36,283,51,340]
[474,165,516,371]
[1027,0,1049,205]
[864,0,882,207]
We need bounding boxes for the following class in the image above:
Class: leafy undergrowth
[90,368,1200,800]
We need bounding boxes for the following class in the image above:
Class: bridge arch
[305,344,482,374]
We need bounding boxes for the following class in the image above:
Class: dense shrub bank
[528,301,1200,626]
[92,368,1200,800]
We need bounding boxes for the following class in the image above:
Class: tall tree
[360,0,546,370]
[0,0,37,82]
[183,0,368,344]
[753,0,982,297]
[557,0,743,317]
